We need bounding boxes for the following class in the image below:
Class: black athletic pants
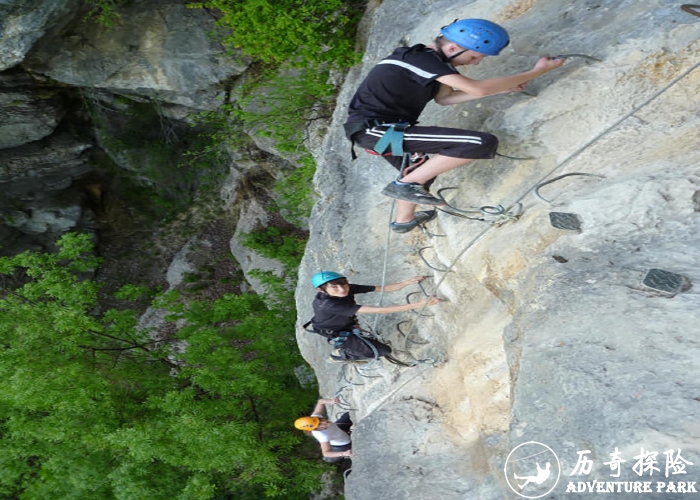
[352,124,498,171]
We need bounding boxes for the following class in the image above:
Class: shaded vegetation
[189,0,365,224]
[0,233,322,499]
[188,0,364,66]
[2,1,370,498]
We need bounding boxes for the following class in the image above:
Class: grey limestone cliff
[297,1,700,498]
[0,0,252,255]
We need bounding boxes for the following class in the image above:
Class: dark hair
[320,278,348,292]
[434,35,448,49]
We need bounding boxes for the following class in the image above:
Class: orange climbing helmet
[294,416,320,431]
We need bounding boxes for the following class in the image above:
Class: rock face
[0,0,79,71]
[296,0,700,498]
[0,71,65,149]
[0,0,250,255]
[24,0,249,108]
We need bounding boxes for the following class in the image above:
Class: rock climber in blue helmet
[344,18,565,233]
[309,271,442,335]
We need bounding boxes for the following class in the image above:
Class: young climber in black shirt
[310,271,441,334]
[344,18,565,232]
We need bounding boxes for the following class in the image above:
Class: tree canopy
[0,233,322,499]
[189,0,363,66]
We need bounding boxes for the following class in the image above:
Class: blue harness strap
[372,123,408,156]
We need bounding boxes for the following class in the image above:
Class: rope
[509,59,700,207]
[371,202,394,333]
[371,154,410,334]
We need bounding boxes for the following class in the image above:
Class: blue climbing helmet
[311,271,345,288]
[440,19,510,56]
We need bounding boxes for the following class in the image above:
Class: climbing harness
[311,324,424,372]
[534,172,606,203]
[397,54,700,343]
[372,123,409,156]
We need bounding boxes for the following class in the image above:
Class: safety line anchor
[418,246,451,273]
[681,4,700,17]
[397,320,430,345]
[436,188,522,225]
[535,172,605,203]
[553,53,602,62]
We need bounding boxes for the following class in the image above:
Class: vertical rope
[371,153,411,334]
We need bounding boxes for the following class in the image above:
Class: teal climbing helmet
[311,271,345,288]
[440,19,510,56]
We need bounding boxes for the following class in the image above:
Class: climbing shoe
[390,210,437,233]
[381,181,444,205]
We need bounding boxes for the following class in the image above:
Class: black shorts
[353,124,498,171]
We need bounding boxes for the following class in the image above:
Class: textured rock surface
[0,71,65,149]
[0,0,248,255]
[25,0,248,108]
[0,0,79,71]
[229,197,286,296]
[0,132,92,183]
[296,0,700,498]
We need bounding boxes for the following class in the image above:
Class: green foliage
[0,234,322,498]
[231,66,330,223]
[248,269,298,311]
[84,0,125,28]
[185,1,364,224]
[114,284,155,301]
[240,226,306,270]
[232,65,336,151]
[274,154,317,223]
[188,0,363,66]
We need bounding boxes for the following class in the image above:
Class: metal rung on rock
[642,269,688,296]
[549,212,582,231]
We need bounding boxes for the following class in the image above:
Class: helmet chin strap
[445,48,469,61]
[435,37,469,62]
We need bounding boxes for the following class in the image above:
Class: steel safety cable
[371,197,395,336]
[371,153,411,335]
[352,60,700,418]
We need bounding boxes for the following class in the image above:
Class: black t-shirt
[312,284,376,332]
[346,44,459,125]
